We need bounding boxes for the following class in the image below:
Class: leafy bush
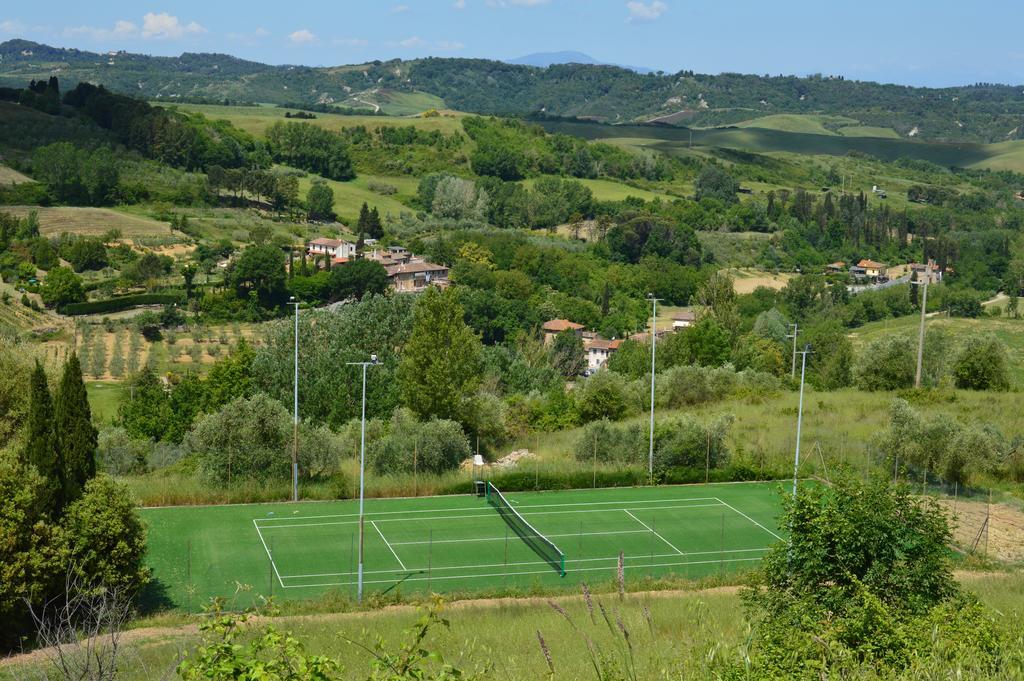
[952,334,1010,390]
[855,335,916,391]
[576,370,631,422]
[59,292,183,316]
[369,408,471,475]
[188,394,343,483]
[97,426,152,475]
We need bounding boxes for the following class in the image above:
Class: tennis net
[486,482,566,576]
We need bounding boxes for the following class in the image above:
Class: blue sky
[2,1,1022,87]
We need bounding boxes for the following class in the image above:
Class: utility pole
[289,297,300,502]
[792,344,812,500]
[912,262,931,389]
[786,323,799,378]
[346,354,379,603]
[647,294,662,483]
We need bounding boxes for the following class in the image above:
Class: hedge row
[436,464,789,496]
[59,292,183,316]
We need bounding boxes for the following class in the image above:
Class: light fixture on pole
[289,296,300,503]
[792,344,812,500]
[786,323,799,379]
[346,353,379,603]
[911,262,931,389]
[647,294,662,483]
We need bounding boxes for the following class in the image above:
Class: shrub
[855,335,916,391]
[952,334,1010,390]
[576,370,630,422]
[369,408,471,475]
[655,364,736,408]
[573,419,646,464]
[59,292,183,316]
[97,427,153,475]
[653,413,733,472]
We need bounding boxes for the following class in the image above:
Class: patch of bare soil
[936,498,1024,562]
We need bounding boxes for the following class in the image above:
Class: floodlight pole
[786,323,799,378]
[912,263,931,389]
[647,294,662,483]
[347,355,379,604]
[289,297,300,503]
[792,345,811,500]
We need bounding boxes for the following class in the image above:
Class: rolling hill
[4,39,1024,143]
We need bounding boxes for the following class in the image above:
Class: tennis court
[141,481,787,609]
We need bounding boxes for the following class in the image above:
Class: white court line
[256,503,726,530]
[389,529,648,546]
[252,519,285,588]
[253,497,722,525]
[714,498,784,541]
[623,509,684,555]
[372,521,407,571]
[281,556,764,589]
[278,547,772,580]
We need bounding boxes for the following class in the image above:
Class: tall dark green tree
[53,354,97,504]
[357,202,371,234]
[24,361,63,515]
[367,206,384,240]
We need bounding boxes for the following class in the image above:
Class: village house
[586,338,621,370]
[671,311,696,330]
[826,261,845,274]
[386,260,450,293]
[307,237,356,262]
[541,319,585,345]
[856,258,888,281]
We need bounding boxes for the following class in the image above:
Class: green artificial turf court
[141,481,788,610]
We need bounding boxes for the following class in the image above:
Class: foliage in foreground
[738,475,1007,679]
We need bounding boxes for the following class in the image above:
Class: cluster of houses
[305,237,450,293]
[825,258,943,285]
[542,311,697,373]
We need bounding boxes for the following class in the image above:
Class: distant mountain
[508,51,653,74]
[2,40,1024,143]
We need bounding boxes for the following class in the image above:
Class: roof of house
[543,319,585,332]
[309,237,349,248]
[385,261,449,277]
[588,338,622,351]
[857,259,887,269]
[827,261,845,268]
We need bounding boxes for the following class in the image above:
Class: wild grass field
[521,176,671,203]
[294,172,417,224]
[2,206,180,241]
[2,571,1021,681]
[160,103,467,138]
[539,119,1024,172]
[0,163,31,184]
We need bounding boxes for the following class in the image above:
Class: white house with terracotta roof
[586,338,622,370]
[307,237,356,261]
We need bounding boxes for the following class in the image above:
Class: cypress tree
[53,353,97,504]
[24,361,63,515]
[357,202,370,234]
[368,207,383,240]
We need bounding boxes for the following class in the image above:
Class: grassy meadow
[2,571,1021,681]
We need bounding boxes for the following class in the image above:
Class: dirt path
[1,572,1009,669]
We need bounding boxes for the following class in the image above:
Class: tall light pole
[912,262,931,389]
[289,296,300,503]
[647,294,662,483]
[792,344,812,500]
[346,354,378,603]
[786,323,799,378]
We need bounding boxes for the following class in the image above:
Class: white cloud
[399,36,427,48]
[63,19,138,40]
[140,12,206,39]
[387,36,462,51]
[453,0,467,8]
[227,27,270,43]
[0,19,26,34]
[288,29,317,44]
[487,0,550,7]
[333,37,369,47]
[391,4,411,12]
[626,1,667,21]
